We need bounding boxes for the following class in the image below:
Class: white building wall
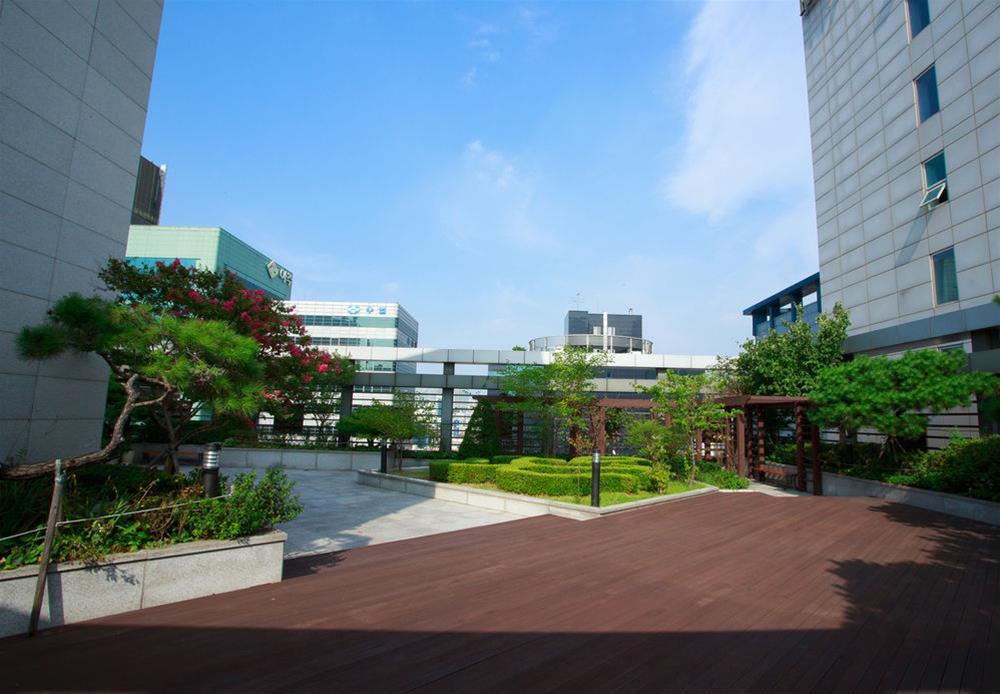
[1,0,163,463]
[803,0,999,337]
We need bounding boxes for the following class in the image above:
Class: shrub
[0,464,302,570]
[490,455,521,465]
[428,460,498,484]
[495,467,640,496]
[899,436,1000,501]
[695,461,750,490]
[568,455,652,467]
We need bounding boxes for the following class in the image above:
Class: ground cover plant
[0,464,302,571]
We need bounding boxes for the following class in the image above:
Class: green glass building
[126,225,293,300]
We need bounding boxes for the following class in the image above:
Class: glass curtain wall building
[126,225,293,300]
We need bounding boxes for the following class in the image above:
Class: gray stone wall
[0,0,162,463]
[802,0,998,337]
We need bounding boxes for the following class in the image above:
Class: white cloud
[433,140,557,251]
[460,67,477,88]
[665,1,814,220]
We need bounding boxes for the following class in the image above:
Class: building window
[914,65,940,123]
[932,248,959,305]
[920,151,948,208]
[906,0,931,38]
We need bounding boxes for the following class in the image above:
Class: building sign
[266,260,293,285]
[347,304,389,316]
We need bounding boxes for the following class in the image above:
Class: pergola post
[695,429,703,461]
[735,413,747,478]
[810,422,823,495]
[795,404,806,492]
[756,409,765,480]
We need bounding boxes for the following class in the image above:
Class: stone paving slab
[271,470,523,557]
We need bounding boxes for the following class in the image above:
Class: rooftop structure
[530,310,652,354]
[743,273,822,339]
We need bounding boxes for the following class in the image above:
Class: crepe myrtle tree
[99,258,356,465]
[2,294,263,480]
[636,370,731,485]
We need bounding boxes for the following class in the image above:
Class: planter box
[768,461,1000,526]
[220,448,381,471]
[357,470,717,521]
[0,530,286,638]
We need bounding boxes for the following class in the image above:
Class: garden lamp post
[202,442,221,497]
[591,451,601,508]
[380,441,388,474]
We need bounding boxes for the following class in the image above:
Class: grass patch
[381,468,703,506]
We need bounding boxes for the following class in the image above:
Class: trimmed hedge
[428,459,498,484]
[568,455,652,467]
[495,467,641,496]
[490,455,522,465]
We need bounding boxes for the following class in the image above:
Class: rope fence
[0,492,232,545]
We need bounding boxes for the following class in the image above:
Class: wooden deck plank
[1,492,997,693]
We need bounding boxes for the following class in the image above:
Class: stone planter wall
[0,530,286,638]
[357,470,717,521]
[768,461,1000,526]
[221,448,381,471]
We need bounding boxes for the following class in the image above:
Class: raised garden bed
[0,530,286,638]
[357,469,715,521]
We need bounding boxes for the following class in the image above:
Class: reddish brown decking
[2,493,998,692]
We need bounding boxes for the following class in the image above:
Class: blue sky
[143,0,818,356]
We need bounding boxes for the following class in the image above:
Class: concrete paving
[273,470,522,558]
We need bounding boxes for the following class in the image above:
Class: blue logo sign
[378,306,387,315]
[347,305,360,315]
[366,305,374,314]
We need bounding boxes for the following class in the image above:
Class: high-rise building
[126,225,294,300]
[1,0,163,463]
[799,0,999,438]
[801,0,998,358]
[130,155,166,225]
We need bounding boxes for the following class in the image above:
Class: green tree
[718,303,850,396]
[458,399,503,458]
[494,349,610,455]
[637,371,731,485]
[809,349,1000,457]
[336,391,436,467]
[624,418,687,491]
[5,295,264,479]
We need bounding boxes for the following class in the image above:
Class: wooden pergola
[715,395,822,495]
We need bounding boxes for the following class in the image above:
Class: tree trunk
[0,375,170,480]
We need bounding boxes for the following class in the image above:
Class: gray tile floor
[273,470,522,557]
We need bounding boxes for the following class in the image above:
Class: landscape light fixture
[202,442,221,497]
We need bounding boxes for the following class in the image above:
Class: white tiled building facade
[1,0,163,463]
[802,0,998,354]
[288,301,419,374]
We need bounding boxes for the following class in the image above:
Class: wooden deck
[2,493,998,692]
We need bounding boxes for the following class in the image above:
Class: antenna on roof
[627,307,633,315]
[572,291,583,310]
